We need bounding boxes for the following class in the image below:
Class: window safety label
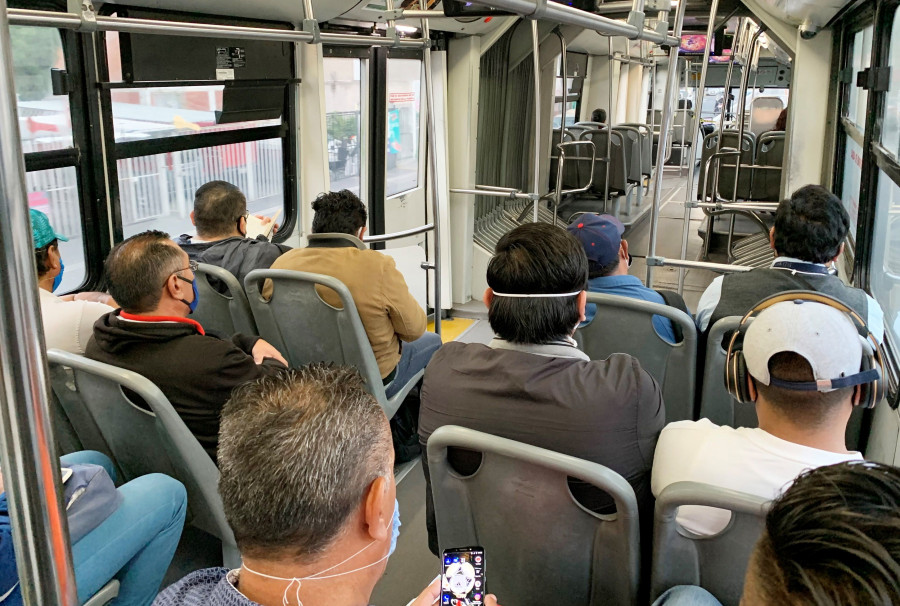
[216,47,246,80]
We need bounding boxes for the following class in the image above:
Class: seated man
[154,366,503,606]
[654,461,900,606]
[31,209,116,355]
[652,298,869,535]
[568,214,687,343]
[176,181,290,288]
[590,108,607,123]
[0,450,186,606]
[419,222,664,554]
[86,231,288,460]
[266,190,441,399]
[695,184,884,341]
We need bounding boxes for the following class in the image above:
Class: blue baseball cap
[30,209,68,249]
[566,214,624,268]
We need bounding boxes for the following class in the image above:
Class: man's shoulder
[154,568,235,606]
[658,419,728,449]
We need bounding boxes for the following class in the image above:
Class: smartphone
[440,546,485,606]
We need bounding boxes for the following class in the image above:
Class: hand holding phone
[441,546,485,606]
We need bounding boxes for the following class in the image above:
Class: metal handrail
[451,187,537,201]
[646,256,754,273]
[553,140,596,225]
[363,223,434,243]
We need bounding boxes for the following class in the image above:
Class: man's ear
[482,288,493,309]
[832,242,845,264]
[363,475,393,542]
[577,290,587,323]
[620,239,629,261]
[768,227,776,251]
[165,273,185,301]
[851,384,861,407]
[358,226,367,241]
[747,374,758,403]
[48,245,62,273]
[189,210,196,227]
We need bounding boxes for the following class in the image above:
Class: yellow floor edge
[427,317,475,343]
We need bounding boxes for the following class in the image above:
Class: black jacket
[85,311,287,460]
[176,235,290,291]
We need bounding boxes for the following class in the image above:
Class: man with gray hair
[154,366,504,606]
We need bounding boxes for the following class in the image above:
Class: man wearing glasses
[86,230,288,462]
[176,181,290,291]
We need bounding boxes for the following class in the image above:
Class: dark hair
[34,239,58,277]
[311,190,368,235]
[218,365,392,560]
[590,257,620,279]
[591,108,607,123]
[104,231,185,313]
[753,352,854,428]
[775,108,788,131]
[487,223,587,344]
[193,181,247,238]
[773,185,849,263]
[748,461,900,606]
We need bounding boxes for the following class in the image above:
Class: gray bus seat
[699,317,758,428]
[45,349,239,568]
[306,232,367,249]
[48,362,114,462]
[748,96,784,138]
[651,482,770,606]
[697,130,755,202]
[550,128,578,190]
[750,132,785,202]
[613,125,645,212]
[575,293,697,423]
[427,425,640,606]
[83,580,120,606]
[620,122,652,177]
[50,390,83,457]
[244,269,422,419]
[193,263,257,337]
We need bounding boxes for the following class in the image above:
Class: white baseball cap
[744,300,862,392]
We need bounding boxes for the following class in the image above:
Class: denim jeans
[60,451,187,606]
[652,586,724,606]
[384,331,443,399]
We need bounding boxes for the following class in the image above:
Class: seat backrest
[651,482,770,606]
[45,350,238,565]
[748,96,784,138]
[306,233,367,249]
[699,317,759,428]
[48,362,113,460]
[580,128,627,193]
[193,263,257,336]
[427,425,640,606]
[575,293,697,422]
[697,130,755,201]
[613,125,642,183]
[620,122,652,175]
[750,132,785,202]
[243,270,391,411]
[671,108,696,145]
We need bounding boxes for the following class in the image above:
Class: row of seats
[696,129,786,202]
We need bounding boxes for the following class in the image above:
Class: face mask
[177,276,200,314]
[241,498,400,606]
[52,260,65,292]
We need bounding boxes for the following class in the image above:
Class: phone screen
[441,546,485,606]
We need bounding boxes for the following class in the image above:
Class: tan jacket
[264,246,427,377]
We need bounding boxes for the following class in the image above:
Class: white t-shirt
[651,418,863,535]
[39,288,113,355]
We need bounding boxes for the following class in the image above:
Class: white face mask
[241,499,400,606]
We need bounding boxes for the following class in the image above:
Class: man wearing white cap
[651,298,871,535]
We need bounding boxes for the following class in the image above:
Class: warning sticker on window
[216,47,247,70]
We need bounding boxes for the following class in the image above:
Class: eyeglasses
[166,260,198,286]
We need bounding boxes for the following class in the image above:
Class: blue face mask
[389,498,401,557]
[52,260,65,292]
[177,276,199,314]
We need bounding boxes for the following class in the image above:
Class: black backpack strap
[655,289,688,343]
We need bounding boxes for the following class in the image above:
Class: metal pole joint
[68,0,97,32]
[626,11,645,39]
[301,19,320,43]
[646,255,666,267]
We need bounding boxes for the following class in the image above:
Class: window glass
[841,136,863,243]
[26,167,86,292]
[846,25,873,129]
[553,101,578,128]
[870,171,900,344]
[882,9,900,159]
[386,58,422,197]
[11,26,73,152]
[120,139,283,238]
[323,57,364,196]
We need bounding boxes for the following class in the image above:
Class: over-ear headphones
[724,291,884,408]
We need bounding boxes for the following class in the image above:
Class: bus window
[870,171,900,344]
[324,56,364,197]
[846,25,874,129]
[385,58,422,197]
[841,135,864,242]
[882,9,900,159]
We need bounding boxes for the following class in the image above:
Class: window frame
[322,47,369,200]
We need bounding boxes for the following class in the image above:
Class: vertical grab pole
[0,1,78,604]
[554,28,567,227]
[422,20,442,337]
[531,19,542,223]
[604,36,613,211]
[646,0,686,287]
[677,0,719,294]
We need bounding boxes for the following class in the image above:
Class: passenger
[695,184,884,341]
[264,190,441,401]
[154,366,503,606]
[568,214,687,343]
[85,231,288,460]
[774,107,787,131]
[653,461,900,606]
[590,108,607,123]
[0,450,186,606]
[652,299,869,535]
[419,222,664,555]
[31,209,117,355]
[175,181,290,289]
